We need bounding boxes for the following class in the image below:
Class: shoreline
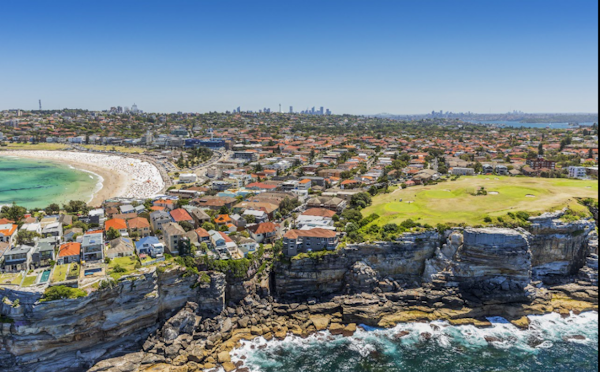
[0,150,164,207]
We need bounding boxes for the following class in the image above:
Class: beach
[0,150,165,206]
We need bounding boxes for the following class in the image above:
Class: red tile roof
[284,228,336,239]
[170,208,193,222]
[105,218,127,231]
[58,242,81,257]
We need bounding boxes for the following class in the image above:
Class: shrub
[483,216,492,223]
[41,286,87,301]
[112,264,127,273]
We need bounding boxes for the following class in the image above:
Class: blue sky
[0,0,597,114]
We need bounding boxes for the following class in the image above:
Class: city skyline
[0,0,597,114]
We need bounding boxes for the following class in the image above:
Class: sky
[0,0,597,115]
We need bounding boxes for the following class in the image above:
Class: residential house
[150,210,172,232]
[2,245,34,272]
[81,233,104,262]
[306,196,347,213]
[135,236,165,258]
[106,237,135,259]
[0,223,18,244]
[31,238,56,268]
[162,222,186,255]
[214,214,232,227]
[232,236,258,257]
[184,206,211,227]
[63,227,83,242]
[57,242,81,265]
[170,208,194,225]
[41,222,62,238]
[242,209,268,224]
[127,217,151,238]
[247,222,280,244]
[105,218,128,237]
[194,228,212,248]
[283,228,339,257]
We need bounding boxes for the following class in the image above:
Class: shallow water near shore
[227,312,598,372]
[0,156,99,208]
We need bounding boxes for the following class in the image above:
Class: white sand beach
[1,150,165,206]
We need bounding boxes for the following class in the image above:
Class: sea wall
[0,267,225,372]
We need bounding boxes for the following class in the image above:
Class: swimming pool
[84,268,102,276]
[39,270,51,283]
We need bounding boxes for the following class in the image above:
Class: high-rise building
[289,106,293,114]
[131,103,139,114]
[319,107,324,115]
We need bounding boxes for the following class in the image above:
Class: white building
[179,173,198,183]
[568,166,587,179]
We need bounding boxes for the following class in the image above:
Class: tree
[1,202,26,222]
[218,206,230,215]
[106,227,121,240]
[16,230,40,245]
[538,143,544,156]
[202,222,215,231]
[199,242,209,252]
[63,200,89,215]
[179,221,194,232]
[45,203,60,215]
[245,214,256,224]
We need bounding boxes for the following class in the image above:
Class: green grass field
[363,176,598,226]
[1,143,68,151]
[108,256,140,280]
[51,265,68,283]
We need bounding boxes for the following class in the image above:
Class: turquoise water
[39,270,50,283]
[0,156,99,209]
[230,312,598,372]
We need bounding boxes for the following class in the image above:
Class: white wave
[226,311,598,371]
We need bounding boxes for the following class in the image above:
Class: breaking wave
[224,311,598,372]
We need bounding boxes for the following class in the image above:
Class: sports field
[362,176,598,226]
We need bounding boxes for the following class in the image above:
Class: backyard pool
[39,270,51,283]
[84,268,102,276]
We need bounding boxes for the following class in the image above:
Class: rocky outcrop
[528,211,596,283]
[275,231,440,298]
[438,227,535,303]
[0,268,225,372]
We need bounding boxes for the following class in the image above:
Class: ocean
[229,312,598,372]
[467,120,596,129]
[0,155,100,209]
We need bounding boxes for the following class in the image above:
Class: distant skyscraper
[319,106,324,115]
[39,99,42,110]
[289,106,293,114]
[131,103,139,114]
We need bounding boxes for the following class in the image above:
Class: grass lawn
[22,275,38,287]
[1,143,68,151]
[363,175,598,227]
[108,256,140,280]
[67,263,81,280]
[80,144,146,154]
[0,273,23,286]
[51,265,68,283]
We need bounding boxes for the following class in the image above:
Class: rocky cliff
[0,267,225,372]
[274,231,440,298]
[528,211,596,283]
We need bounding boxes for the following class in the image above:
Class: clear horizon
[1,0,598,114]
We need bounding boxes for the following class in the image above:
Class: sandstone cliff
[0,267,225,372]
